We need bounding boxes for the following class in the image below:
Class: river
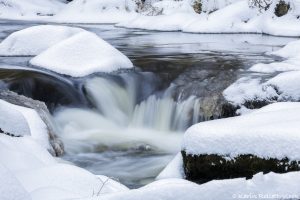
[0,20,296,188]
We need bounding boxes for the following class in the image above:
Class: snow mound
[0,0,65,20]
[156,153,184,180]
[0,100,31,136]
[225,37,300,106]
[0,25,84,56]
[0,101,128,200]
[53,0,137,23]
[0,99,50,149]
[0,163,31,200]
[30,31,133,77]
[86,173,300,200]
[182,102,300,160]
[250,39,300,73]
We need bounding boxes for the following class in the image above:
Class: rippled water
[0,20,297,188]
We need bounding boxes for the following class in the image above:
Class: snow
[0,25,84,56]
[225,38,300,105]
[0,0,64,20]
[79,172,300,200]
[0,100,128,200]
[0,99,50,149]
[0,100,31,136]
[53,0,138,23]
[182,102,300,160]
[118,0,300,37]
[156,153,184,180]
[0,163,31,200]
[250,39,300,73]
[30,31,133,77]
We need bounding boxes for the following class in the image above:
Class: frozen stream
[0,20,297,188]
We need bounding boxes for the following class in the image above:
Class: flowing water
[0,20,297,188]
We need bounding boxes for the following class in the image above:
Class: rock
[192,0,202,14]
[274,0,290,17]
[0,90,64,156]
[182,151,300,183]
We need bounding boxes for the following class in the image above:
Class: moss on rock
[182,151,300,183]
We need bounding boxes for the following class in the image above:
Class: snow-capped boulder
[0,99,50,150]
[0,90,64,156]
[181,102,300,183]
[30,31,133,77]
[0,100,31,137]
[0,25,84,56]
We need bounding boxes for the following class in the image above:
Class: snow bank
[0,163,31,200]
[0,25,84,56]
[156,153,184,180]
[182,102,300,160]
[118,0,200,31]
[118,0,300,37]
[250,39,300,73]
[225,38,300,106]
[53,0,138,23]
[0,0,64,20]
[0,100,128,200]
[81,172,300,200]
[30,31,133,77]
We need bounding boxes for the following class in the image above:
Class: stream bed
[0,20,296,188]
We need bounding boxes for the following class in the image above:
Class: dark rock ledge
[182,151,300,184]
[0,90,64,156]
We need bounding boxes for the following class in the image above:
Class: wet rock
[167,64,240,120]
[275,0,290,17]
[0,68,88,112]
[182,151,300,183]
[0,90,64,156]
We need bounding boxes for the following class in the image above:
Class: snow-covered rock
[225,38,300,107]
[53,0,138,23]
[0,90,64,156]
[0,0,65,20]
[0,100,128,200]
[0,100,31,137]
[30,31,133,77]
[181,102,300,183]
[182,102,300,160]
[0,99,50,150]
[0,25,84,56]
[250,39,300,73]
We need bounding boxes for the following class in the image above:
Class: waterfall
[85,76,201,132]
[54,73,201,152]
